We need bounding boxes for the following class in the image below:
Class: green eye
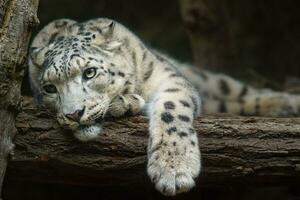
[43,84,57,94]
[83,67,97,80]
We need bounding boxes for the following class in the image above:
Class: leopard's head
[28,18,130,134]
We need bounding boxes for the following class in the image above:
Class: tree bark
[5,97,300,187]
[0,0,39,198]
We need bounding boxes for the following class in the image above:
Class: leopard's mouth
[74,122,103,141]
[78,116,104,130]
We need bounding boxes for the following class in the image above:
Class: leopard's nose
[65,107,85,122]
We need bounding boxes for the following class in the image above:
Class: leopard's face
[29,34,128,130]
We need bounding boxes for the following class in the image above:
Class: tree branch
[5,97,300,187]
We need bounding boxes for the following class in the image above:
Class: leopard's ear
[85,19,120,48]
[87,19,124,52]
[86,18,116,40]
[31,18,77,48]
[101,20,115,39]
[29,47,47,67]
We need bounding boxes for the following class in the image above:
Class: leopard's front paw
[109,94,145,117]
[147,141,201,196]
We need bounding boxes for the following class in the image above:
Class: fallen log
[5,97,300,187]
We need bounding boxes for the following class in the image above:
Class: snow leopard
[28,18,300,196]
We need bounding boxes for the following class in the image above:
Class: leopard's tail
[176,63,300,117]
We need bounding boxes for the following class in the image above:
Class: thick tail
[175,62,300,117]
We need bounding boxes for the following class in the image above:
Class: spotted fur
[28,18,300,196]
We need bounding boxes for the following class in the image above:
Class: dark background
[6,0,300,199]
[21,0,300,95]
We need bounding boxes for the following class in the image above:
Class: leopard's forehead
[44,34,95,66]
[42,36,106,83]
[38,20,124,84]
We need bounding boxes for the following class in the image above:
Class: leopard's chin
[74,123,103,142]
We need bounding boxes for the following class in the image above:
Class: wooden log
[5,97,300,187]
[0,0,39,198]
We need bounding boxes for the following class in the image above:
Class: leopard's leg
[145,78,201,196]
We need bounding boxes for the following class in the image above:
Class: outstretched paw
[147,139,201,196]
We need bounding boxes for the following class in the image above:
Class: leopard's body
[28,18,300,196]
